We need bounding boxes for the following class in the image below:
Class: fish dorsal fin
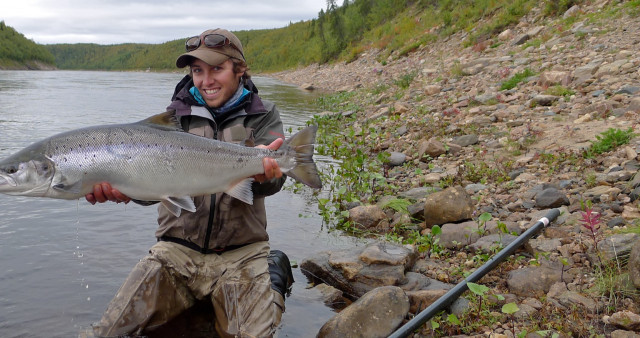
[226,178,254,205]
[139,111,184,131]
[161,196,196,217]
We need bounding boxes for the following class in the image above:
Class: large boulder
[317,286,409,338]
[424,186,474,227]
[301,242,417,298]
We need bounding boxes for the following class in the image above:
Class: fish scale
[0,111,321,217]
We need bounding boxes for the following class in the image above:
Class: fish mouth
[0,174,17,187]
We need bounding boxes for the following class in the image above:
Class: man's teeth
[204,89,220,95]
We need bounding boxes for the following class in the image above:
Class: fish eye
[4,165,18,174]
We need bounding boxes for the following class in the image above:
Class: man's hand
[253,138,284,183]
[85,183,131,205]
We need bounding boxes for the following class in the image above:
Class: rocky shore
[272,1,640,337]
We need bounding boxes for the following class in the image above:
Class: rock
[563,5,581,18]
[469,234,518,253]
[301,242,417,299]
[348,205,387,230]
[628,240,640,288]
[555,290,599,312]
[451,134,479,147]
[512,33,531,46]
[399,187,440,200]
[406,289,447,313]
[525,238,562,255]
[611,330,640,338]
[538,71,571,87]
[630,97,640,113]
[316,283,346,308]
[424,85,442,95]
[498,29,514,41]
[533,95,560,106]
[596,233,640,262]
[301,83,315,90]
[607,311,640,331]
[388,152,407,167]
[535,188,570,208]
[424,186,474,227]
[507,266,563,297]
[359,241,416,266]
[418,138,447,159]
[317,286,409,338]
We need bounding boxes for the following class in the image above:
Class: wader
[92,241,287,337]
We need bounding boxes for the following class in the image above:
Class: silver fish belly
[0,111,321,216]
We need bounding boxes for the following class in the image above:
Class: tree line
[1,0,579,72]
[0,21,55,69]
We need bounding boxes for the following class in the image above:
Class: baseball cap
[176,28,245,68]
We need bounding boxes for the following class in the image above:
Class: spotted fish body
[0,112,321,216]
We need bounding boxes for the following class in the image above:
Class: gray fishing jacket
[155,76,286,252]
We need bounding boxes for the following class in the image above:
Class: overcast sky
[2,0,328,45]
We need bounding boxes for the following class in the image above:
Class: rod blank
[388,208,561,338]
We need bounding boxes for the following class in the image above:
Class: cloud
[2,0,326,44]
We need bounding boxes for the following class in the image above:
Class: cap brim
[176,48,230,68]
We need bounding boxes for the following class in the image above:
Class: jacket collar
[167,75,266,119]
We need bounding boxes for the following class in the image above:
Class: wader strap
[158,236,249,255]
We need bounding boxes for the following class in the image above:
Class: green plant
[502,302,520,337]
[467,282,490,315]
[544,85,575,100]
[394,71,417,89]
[584,127,636,158]
[500,68,535,90]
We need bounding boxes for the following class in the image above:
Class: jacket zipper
[201,121,218,253]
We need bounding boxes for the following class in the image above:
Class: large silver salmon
[0,111,321,216]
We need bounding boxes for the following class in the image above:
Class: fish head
[0,152,55,197]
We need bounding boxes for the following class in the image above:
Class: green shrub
[500,68,535,90]
[585,128,636,158]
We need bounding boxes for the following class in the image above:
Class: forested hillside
[4,0,580,72]
[0,21,55,70]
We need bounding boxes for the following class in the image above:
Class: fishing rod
[388,208,561,338]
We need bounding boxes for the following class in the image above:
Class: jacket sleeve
[250,101,287,197]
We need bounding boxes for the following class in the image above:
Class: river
[0,70,358,337]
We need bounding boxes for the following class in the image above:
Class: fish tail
[282,125,322,189]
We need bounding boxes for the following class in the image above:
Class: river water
[0,70,358,337]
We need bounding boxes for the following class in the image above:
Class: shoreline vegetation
[3,0,640,336]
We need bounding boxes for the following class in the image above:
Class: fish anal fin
[225,178,254,205]
[162,196,196,217]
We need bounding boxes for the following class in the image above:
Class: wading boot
[267,250,294,297]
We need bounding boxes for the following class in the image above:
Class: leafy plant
[502,302,520,337]
[467,282,490,315]
[584,127,636,158]
[544,85,575,100]
[500,68,535,90]
[579,200,603,266]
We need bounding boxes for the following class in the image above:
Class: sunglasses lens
[185,36,200,51]
[203,34,227,48]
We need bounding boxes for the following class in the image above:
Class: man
[86,28,293,337]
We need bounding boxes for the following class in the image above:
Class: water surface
[0,70,358,337]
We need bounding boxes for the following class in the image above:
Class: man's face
[190,58,244,108]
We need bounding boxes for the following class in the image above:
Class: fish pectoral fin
[161,196,196,217]
[225,178,254,205]
[51,179,83,194]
